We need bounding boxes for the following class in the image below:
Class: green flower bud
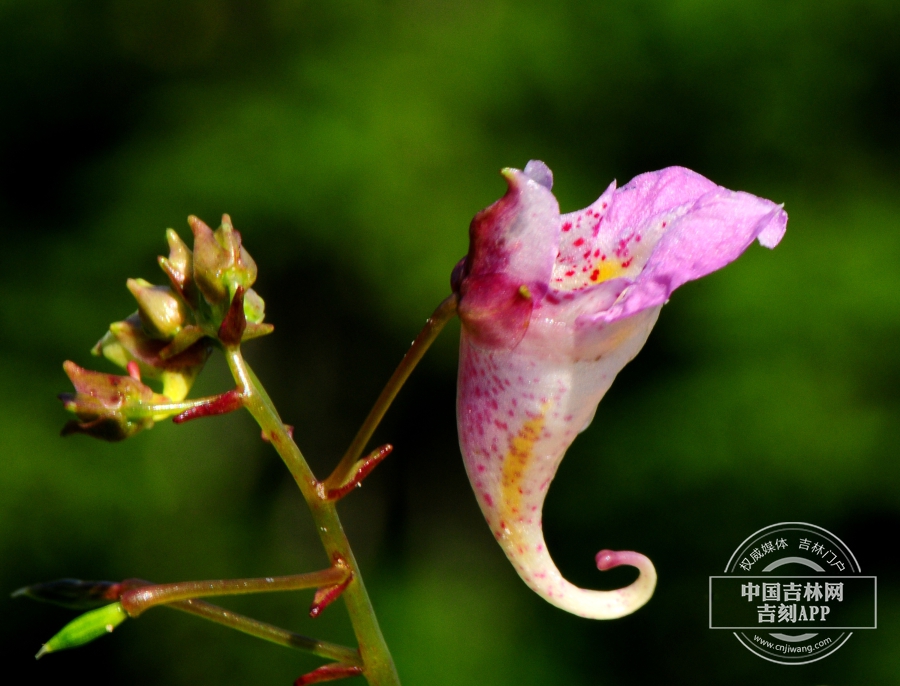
[35,602,128,658]
[158,326,206,360]
[126,278,190,340]
[190,214,258,305]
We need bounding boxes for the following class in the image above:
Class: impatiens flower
[452,161,786,619]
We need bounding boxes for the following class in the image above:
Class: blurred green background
[2,1,899,684]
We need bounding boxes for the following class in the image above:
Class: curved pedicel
[454,161,786,619]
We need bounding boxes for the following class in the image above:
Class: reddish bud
[93,314,211,401]
[126,361,141,381]
[59,361,168,441]
[158,229,196,304]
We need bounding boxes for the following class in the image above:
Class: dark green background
[2,1,898,684]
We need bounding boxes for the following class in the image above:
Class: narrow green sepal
[36,602,128,659]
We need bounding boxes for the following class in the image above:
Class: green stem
[166,598,360,665]
[120,567,347,617]
[325,294,458,490]
[220,294,458,684]
[225,348,400,686]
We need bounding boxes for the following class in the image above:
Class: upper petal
[552,167,786,301]
[553,168,722,290]
[596,186,786,325]
[551,167,786,325]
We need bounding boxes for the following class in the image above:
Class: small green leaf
[36,602,128,659]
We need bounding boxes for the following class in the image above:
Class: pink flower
[452,161,786,619]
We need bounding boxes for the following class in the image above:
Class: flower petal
[456,168,560,349]
[552,167,785,297]
[597,182,786,325]
[552,181,618,290]
[457,305,660,618]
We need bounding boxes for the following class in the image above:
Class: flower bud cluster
[62,215,272,440]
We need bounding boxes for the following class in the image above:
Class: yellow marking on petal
[594,259,626,283]
[555,257,629,290]
[498,403,550,545]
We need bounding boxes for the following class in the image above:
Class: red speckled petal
[590,180,787,326]
[553,168,721,290]
[456,305,660,619]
